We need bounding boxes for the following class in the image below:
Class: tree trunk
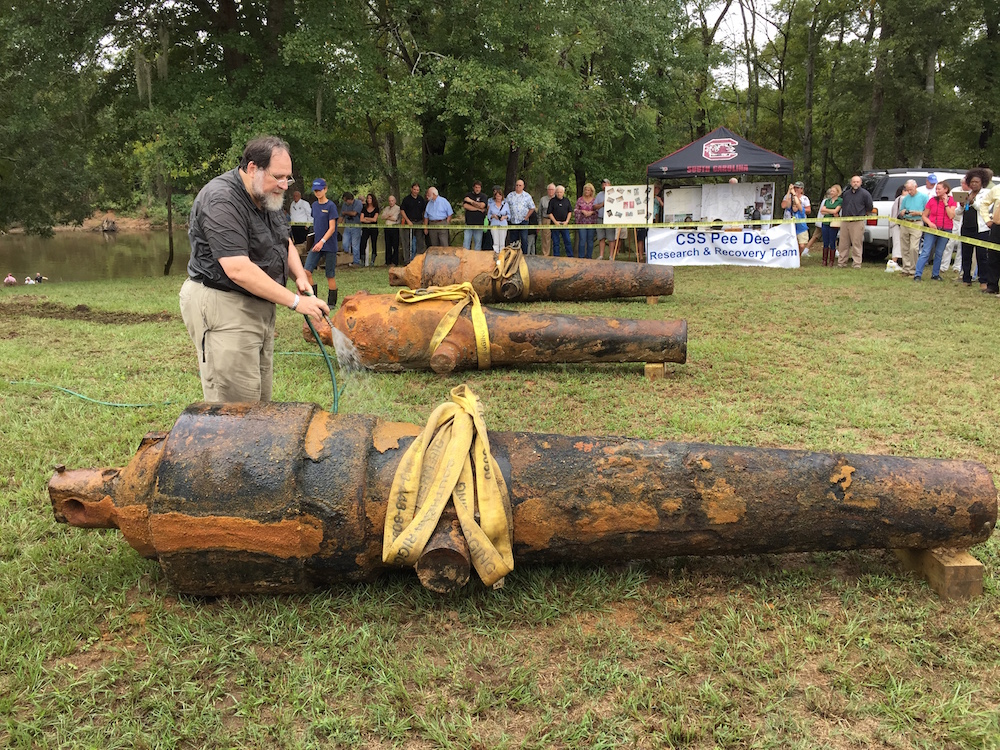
[505,145,520,194]
[691,0,734,137]
[385,130,400,199]
[774,0,796,156]
[163,181,174,276]
[862,13,891,170]
[802,3,820,193]
[913,46,937,167]
[738,0,759,136]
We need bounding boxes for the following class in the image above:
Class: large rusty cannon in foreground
[389,246,674,302]
[305,290,687,373]
[50,401,996,596]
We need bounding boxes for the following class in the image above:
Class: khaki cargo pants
[179,278,276,403]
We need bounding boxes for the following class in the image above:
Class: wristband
[289,293,300,311]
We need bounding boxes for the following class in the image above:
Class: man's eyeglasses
[264,169,294,187]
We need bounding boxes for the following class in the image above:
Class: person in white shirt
[288,190,312,245]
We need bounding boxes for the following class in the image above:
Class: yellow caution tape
[395,283,492,369]
[383,384,514,587]
[490,246,531,299]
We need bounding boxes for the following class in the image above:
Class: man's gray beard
[252,173,285,212]
[261,192,284,212]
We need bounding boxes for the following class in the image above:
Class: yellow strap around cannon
[489,246,531,299]
[382,384,514,587]
[395,283,492,369]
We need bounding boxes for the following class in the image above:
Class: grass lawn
[2,254,998,749]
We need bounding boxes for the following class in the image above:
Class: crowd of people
[794,170,1000,293]
[288,177,659,274]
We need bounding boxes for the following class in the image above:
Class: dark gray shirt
[187,168,290,297]
[840,186,873,217]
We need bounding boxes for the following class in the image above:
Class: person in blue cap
[303,177,340,307]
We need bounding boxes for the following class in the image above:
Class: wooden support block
[646,295,659,305]
[644,363,666,381]
[894,548,984,600]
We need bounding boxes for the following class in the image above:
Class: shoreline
[5,211,183,234]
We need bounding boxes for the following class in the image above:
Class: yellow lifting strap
[382,384,514,587]
[489,246,531,299]
[395,283,492,369]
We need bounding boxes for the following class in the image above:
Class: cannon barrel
[50,401,997,595]
[305,291,687,373]
[389,247,674,302]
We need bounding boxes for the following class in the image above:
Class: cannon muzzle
[304,290,687,373]
[389,247,674,302]
[50,401,997,595]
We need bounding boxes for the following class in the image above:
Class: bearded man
[180,135,328,403]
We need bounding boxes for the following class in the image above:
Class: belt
[189,277,252,297]
[427,220,448,225]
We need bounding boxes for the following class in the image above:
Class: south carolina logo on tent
[702,138,739,161]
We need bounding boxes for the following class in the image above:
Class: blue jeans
[551,228,572,257]
[343,226,361,264]
[463,229,484,250]
[820,224,839,249]
[578,227,595,259]
[915,233,948,278]
[508,222,528,249]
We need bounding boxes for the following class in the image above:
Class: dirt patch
[0,297,177,325]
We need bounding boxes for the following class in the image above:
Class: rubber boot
[327,289,338,309]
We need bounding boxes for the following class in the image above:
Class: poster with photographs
[602,185,653,225]
[700,182,775,226]
[659,186,702,223]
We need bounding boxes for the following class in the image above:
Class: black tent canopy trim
[647,127,793,180]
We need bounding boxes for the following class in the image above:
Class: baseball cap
[312,178,327,190]
[793,181,805,188]
[601,178,611,185]
[926,174,938,185]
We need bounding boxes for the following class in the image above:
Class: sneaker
[913,276,922,282]
[931,275,942,281]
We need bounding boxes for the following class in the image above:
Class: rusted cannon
[389,246,674,302]
[304,290,687,373]
[50,401,997,595]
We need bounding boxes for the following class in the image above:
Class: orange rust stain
[304,412,334,460]
[114,505,155,557]
[684,453,712,471]
[660,497,683,514]
[697,478,746,524]
[60,494,118,528]
[574,441,595,453]
[117,440,165,505]
[841,492,877,509]
[608,320,621,329]
[574,501,659,535]
[373,420,421,453]
[512,497,563,550]
[830,464,855,490]
[149,513,324,558]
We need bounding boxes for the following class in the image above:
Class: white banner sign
[647,224,800,268]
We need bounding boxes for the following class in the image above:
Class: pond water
[0,230,188,283]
